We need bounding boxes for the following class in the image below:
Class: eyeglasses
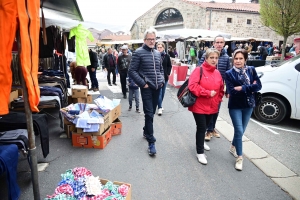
[146,38,156,42]
[214,42,225,44]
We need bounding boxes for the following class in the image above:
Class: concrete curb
[216,117,300,200]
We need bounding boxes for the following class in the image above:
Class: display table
[246,60,266,67]
[168,65,188,88]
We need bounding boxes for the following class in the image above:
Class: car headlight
[257,72,264,78]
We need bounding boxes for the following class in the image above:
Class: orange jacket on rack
[0,0,40,115]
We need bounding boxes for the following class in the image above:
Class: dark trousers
[207,102,221,132]
[193,113,213,154]
[141,87,161,144]
[88,68,98,88]
[119,70,128,95]
[107,67,116,84]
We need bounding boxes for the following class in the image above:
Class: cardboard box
[72,95,92,104]
[64,124,76,138]
[72,85,88,98]
[99,179,131,200]
[77,112,110,136]
[72,127,112,149]
[64,117,73,125]
[109,104,121,124]
[110,118,122,136]
[67,96,73,105]
[9,90,18,108]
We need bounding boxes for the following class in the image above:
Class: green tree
[260,0,300,60]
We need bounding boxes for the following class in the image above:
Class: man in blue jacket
[198,35,231,144]
[128,28,165,156]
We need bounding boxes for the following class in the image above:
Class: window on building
[247,19,252,25]
[227,18,232,23]
[155,8,183,25]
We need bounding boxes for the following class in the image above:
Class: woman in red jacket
[188,48,224,165]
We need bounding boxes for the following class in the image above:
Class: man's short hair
[213,35,225,43]
[143,28,157,40]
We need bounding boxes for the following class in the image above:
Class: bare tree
[260,0,300,60]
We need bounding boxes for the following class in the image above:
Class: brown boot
[205,131,212,141]
[212,129,220,138]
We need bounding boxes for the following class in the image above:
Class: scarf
[233,66,255,107]
[233,66,250,85]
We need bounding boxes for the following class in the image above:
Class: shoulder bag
[177,66,203,107]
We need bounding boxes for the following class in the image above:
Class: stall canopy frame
[12,1,84,199]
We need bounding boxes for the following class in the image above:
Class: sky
[47,0,250,32]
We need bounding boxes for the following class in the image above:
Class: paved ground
[0,70,298,199]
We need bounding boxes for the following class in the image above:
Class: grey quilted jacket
[128,44,164,90]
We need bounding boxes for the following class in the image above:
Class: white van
[254,55,300,124]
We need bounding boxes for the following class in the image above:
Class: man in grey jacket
[198,35,231,145]
[128,28,165,156]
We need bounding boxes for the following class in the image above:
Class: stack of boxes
[68,85,92,104]
[63,87,123,149]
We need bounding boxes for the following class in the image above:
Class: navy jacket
[128,76,139,90]
[198,49,231,80]
[225,66,262,109]
[128,44,164,90]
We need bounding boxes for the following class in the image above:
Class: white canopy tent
[156,28,231,40]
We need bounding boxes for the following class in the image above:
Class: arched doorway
[154,8,184,31]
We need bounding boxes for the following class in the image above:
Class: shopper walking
[127,75,140,113]
[117,45,132,99]
[128,28,164,156]
[225,49,262,170]
[87,49,99,91]
[188,48,224,165]
[103,48,117,86]
[156,42,172,116]
[198,35,231,142]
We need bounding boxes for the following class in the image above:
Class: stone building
[130,0,299,46]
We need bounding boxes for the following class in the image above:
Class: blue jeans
[128,88,139,108]
[157,80,168,109]
[207,102,221,132]
[140,87,161,144]
[229,108,253,156]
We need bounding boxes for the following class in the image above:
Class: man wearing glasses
[128,28,165,156]
[198,35,231,145]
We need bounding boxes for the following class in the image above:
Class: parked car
[254,55,300,124]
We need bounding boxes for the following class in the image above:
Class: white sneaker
[235,157,243,171]
[196,154,207,165]
[229,146,238,158]
[204,142,210,151]
[158,108,162,116]
[162,107,164,111]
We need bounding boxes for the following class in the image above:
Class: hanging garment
[0,0,40,115]
[69,24,94,66]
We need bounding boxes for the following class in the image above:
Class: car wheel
[253,96,287,124]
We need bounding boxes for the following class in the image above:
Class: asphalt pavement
[0,70,297,199]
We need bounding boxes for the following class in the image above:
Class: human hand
[225,93,230,98]
[234,86,242,91]
[91,68,95,72]
[253,80,257,84]
[211,90,217,97]
[144,84,149,88]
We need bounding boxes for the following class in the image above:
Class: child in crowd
[127,75,140,113]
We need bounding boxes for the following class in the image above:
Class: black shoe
[136,108,141,113]
[88,87,94,91]
[93,88,99,92]
[113,83,117,86]
[108,83,112,86]
[123,94,127,99]
[128,106,132,111]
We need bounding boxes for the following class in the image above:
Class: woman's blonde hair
[205,48,220,59]
[156,42,165,48]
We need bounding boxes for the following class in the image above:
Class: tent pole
[17,29,41,200]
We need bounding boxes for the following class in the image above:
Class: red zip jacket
[188,61,224,114]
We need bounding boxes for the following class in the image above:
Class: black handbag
[177,67,203,107]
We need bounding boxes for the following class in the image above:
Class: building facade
[130,0,299,46]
